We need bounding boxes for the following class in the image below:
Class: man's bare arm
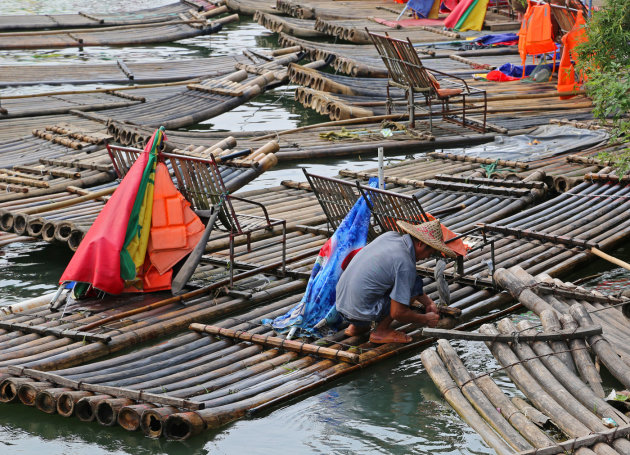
[391,299,439,327]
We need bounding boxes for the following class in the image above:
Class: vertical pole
[378,147,384,190]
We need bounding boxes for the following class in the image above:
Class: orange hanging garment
[557,10,587,98]
[148,162,205,275]
[122,162,205,293]
[519,1,557,79]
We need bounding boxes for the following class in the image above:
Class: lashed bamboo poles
[1,171,630,442]
[420,349,518,455]
[0,14,239,50]
[435,340,555,449]
[0,2,207,32]
[0,55,246,88]
[426,339,629,455]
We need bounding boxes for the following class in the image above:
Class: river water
[1,1,629,454]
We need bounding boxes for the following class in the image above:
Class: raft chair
[367,29,487,133]
[303,170,495,278]
[107,144,286,285]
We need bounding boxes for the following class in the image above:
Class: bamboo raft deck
[0,86,185,120]
[423,266,630,455]
[0,56,248,88]
[278,33,525,77]
[254,12,327,39]
[225,0,280,16]
[0,12,238,50]
[1,174,630,439]
[275,0,406,21]
[0,53,311,135]
[0,134,281,247]
[0,1,216,32]
[287,63,594,128]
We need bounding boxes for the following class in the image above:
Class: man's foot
[345,324,370,337]
[369,330,412,344]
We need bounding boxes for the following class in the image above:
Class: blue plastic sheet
[473,33,518,45]
[263,178,377,337]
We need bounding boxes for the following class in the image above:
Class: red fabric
[441,0,459,12]
[371,17,445,27]
[557,10,587,98]
[444,0,475,29]
[341,248,363,270]
[60,153,149,294]
[486,70,521,82]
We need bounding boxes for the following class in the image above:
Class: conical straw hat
[397,220,457,258]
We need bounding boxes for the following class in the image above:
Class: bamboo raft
[0,135,281,248]
[275,0,405,21]
[254,11,327,38]
[0,53,315,135]
[422,266,630,454]
[287,63,594,126]
[0,55,248,88]
[0,11,238,50]
[0,1,216,32]
[225,0,279,16]
[1,175,630,438]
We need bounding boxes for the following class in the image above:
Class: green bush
[576,0,630,172]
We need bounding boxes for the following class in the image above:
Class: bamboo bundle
[0,13,237,50]
[425,336,630,455]
[254,12,326,38]
[0,2,211,32]
[0,55,248,88]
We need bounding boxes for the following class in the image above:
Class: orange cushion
[436,88,462,98]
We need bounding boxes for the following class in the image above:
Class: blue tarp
[263,178,377,337]
[473,33,518,45]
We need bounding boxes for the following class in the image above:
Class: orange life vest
[557,10,587,98]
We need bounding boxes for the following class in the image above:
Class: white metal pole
[378,147,384,189]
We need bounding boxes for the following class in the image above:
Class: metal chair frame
[367,29,487,133]
[304,169,496,279]
[107,144,286,284]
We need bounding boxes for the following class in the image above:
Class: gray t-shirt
[336,232,424,322]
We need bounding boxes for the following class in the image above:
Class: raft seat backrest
[367,29,487,133]
[304,170,429,240]
[106,143,287,282]
[105,144,281,234]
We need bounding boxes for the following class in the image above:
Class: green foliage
[575,0,630,173]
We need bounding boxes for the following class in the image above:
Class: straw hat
[397,220,457,258]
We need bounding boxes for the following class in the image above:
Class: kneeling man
[336,220,457,344]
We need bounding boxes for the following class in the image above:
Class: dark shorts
[339,297,392,327]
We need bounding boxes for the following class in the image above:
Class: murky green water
[1,1,629,453]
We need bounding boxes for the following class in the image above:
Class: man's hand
[415,293,438,315]
[425,301,438,315]
[423,312,440,328]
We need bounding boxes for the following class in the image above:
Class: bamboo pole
[420,349,517,455]
[590,247,630,271]
[569,304,630,389]
[420,326,602,342]
[190,324,360,363]
[436,339,554,449]
[434,340,533,451]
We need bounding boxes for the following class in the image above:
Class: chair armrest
[424,67,471,93]
[228,195,273,225]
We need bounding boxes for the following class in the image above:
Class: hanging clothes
[557,10,587,98]
[519,1,557,78]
